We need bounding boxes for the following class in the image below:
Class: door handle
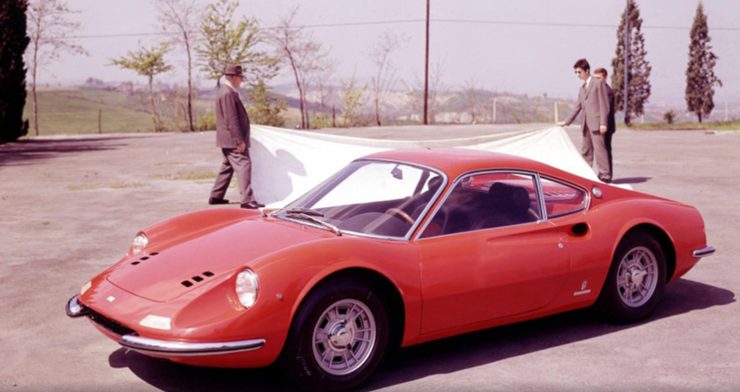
[570,222,589,236]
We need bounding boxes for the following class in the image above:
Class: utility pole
[423,0,430,125]
[492,97,497,123]
[553,101,559,123]
[623,0,630,124]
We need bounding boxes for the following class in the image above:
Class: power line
[68,18,740,39]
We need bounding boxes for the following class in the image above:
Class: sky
[36,0,740,105]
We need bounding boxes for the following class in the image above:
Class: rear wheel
[596,231,667,323]
[280,279,390,391]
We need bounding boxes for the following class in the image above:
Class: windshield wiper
[283,210,341,236]
[283,207,325,217]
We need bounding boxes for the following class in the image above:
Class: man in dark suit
[594,67,616,180]
[559,58,613,183]
[208,64,263,209]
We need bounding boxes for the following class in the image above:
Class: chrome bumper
[119,335,266,357]
[66,295,89,318]
[693,245,716,258]
[67,294,265,357]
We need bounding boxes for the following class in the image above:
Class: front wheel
[280,279,390,391]
[596,231,667,323]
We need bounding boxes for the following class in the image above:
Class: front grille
[87,308,136,336]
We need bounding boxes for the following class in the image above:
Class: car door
[416,171,571,334]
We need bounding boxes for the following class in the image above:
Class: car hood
[106,217,330,302]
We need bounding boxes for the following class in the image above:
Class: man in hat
[208,64,263,209]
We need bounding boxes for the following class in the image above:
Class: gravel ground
[0,124,737,391]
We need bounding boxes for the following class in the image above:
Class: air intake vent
[180,271,216,288]
[131,252,159,266]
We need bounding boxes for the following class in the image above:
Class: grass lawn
[23,88,305,135]
[629,120,740,131]
[23,89,158,135]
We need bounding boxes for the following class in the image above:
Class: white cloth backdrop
[248,125,598,207]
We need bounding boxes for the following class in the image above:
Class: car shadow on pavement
[0,137,132,167]
[107,278,734,391]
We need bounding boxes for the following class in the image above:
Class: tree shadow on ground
[612,176,651,185]
[107,279,734,391]
[0,137,134,167]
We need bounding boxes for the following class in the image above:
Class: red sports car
[67,149,714,391]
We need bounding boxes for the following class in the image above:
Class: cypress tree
[611,0,651,126]
[0,0,30,142]
[686,2,721,123]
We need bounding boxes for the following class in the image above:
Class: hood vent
[181,271,215,288]
[130,251,160,266]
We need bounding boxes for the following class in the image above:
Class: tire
[280,278,390,391]
[596,231,667,323]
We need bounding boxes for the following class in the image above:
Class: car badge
[573,281,591,296]
[106,296,116,303]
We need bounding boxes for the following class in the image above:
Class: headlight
[131,232,148,254]
[235,269,259,308]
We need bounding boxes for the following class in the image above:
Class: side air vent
[180,271,216,288]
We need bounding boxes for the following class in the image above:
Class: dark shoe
[241,201,265,209]
[599,177,612,184]
[208,198,229,205]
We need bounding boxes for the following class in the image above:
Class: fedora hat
[224,64,244,77]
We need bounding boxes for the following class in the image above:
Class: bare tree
[461,78,484,123]
[154,0,201,132]
[341,74,367,127]
[312,64,335,113]
[307,64,336,128]
[369,31,404,126]
[405,62,445,124]
[267,7,330,129]
[26,0,85,136]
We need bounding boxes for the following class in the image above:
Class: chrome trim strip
[119,335,266,357]
[692,245,715,258]
[534,172,548,222]
[66,295,88,318]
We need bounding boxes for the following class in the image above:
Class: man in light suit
[594,67,616,179]
[209,64,263,209]
[559,58,613,183]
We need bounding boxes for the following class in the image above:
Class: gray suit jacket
[564,77,610,132]
[215,85,250,148]
[604,82,616,134]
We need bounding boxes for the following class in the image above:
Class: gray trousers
[581,126,613,181]
[210,148,256,204]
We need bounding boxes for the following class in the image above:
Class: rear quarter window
[540,177,587,218]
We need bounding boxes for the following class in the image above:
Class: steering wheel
[385,208,414,225]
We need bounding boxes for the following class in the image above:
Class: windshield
[276,160,444,238]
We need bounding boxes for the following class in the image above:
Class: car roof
[362,148,569,180]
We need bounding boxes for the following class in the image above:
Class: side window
[540,177,587,218]
[421,172,541,238]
